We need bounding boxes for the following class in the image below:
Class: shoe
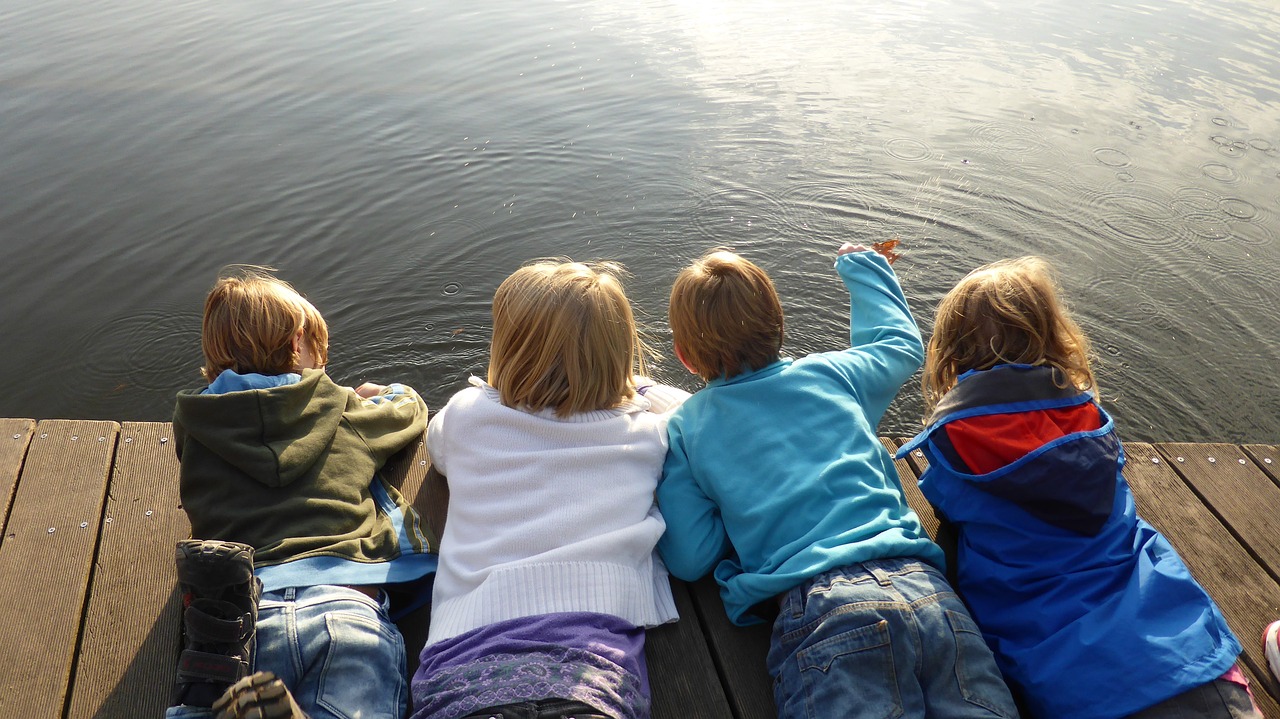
[213,671,309,719]
[171,539,262,708]
[1264,620,1280,683]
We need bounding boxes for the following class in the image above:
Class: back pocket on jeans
[795,618,902,719]
[316,611,407,719]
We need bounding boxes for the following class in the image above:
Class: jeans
[461,699,609,719]
[767,558,1019,719]
[168,584,408,719]
[1125,677,1262,719]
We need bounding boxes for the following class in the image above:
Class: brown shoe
[213,671,309,719]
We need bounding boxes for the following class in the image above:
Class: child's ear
[290,330,302,355]
[674,343,698,376]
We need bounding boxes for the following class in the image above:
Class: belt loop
[869,565,893,587]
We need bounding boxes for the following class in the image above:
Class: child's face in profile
[296,336,321,371]
[276,285,325,372]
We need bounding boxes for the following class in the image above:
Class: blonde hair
[669,249,784,382]
[487,260,651,415]
[923,256,1094,410]
[200,267,330,382]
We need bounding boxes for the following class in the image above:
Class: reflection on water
[1,0,1277,442]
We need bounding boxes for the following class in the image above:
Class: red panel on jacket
[944,403,1102,474]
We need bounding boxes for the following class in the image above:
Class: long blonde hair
[488,260,652,415]
[923,256,1094,410]
[201,266,329,382]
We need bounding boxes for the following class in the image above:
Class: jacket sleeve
[656,415,729,580]
[348,383,429,466]
[823,250,925,424]
[634,377,692,415]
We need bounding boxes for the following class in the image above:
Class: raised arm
[824,247,925,423]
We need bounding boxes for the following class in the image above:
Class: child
[410,260,687,719]
[168,267,435,719]
[897,256,1256,719]
[657,246,1019,719]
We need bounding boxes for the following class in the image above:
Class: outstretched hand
[354,382,387,398]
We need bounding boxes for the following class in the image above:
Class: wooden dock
[0,417,1277,718]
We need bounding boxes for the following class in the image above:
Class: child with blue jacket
[897,256,1257,719]
[657,245,1018,719]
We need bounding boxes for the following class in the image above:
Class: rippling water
[2,0,1277,442]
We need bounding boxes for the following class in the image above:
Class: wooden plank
[648,578,735,719]
[1244,444,1279,487]
[685,575,773,719]
[66,422,189,719]
[378,427,440,545]
[1125,443,1280,717]
[0,418,35,541]
[0,419,119,719]
[887,437,959,576]
[1155,443,1280,586]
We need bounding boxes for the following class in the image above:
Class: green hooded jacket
[173,369,435,591]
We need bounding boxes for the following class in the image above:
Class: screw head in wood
[80,522,88,528]
[1208,457,1216,463]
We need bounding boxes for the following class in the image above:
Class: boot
[214,671,310,719]
[171,539,262,708]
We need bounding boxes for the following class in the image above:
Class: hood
[173,369,347,488]
[899,364,1117,535]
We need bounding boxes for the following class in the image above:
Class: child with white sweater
[409,260,687,719]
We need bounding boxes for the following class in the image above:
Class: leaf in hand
[871,239,902,265]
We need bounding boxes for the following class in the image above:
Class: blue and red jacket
[897,364,1239,719]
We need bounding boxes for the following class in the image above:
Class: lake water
[2,0,1277,442]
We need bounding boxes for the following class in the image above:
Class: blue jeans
[767,558,1019,719]
[168,585,408,719]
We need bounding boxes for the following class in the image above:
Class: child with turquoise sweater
[656,245,1018,719]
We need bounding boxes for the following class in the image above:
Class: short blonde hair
[669,250,784,382]
[487,260,650,415]
[200,267,330,382]
[923,256,1094,410]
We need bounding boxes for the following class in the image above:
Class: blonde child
[897,256,1256,719]
[169,267,434,719]
[656,245,1019,719]
[410,260,687,719]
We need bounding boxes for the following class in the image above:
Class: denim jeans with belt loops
[767,557,1019,719]
[167,584,408,719]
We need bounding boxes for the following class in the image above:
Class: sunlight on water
[0,0,1276,441]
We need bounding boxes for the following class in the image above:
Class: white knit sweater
[425,377,688,643]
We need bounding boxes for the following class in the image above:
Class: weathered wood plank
[67,422,189,719]
[1155,443,1280,586]
[0,419,119,719]
[0,418,35,541]
[1126,443,1280,717]
[1243,444,1279,487]
[381,432,437,550]
[685,575,773,719]
[888,437,960,576]
[648,579,736,719]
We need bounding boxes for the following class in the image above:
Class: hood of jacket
[173,369,347,488]
[899,364,1116,535]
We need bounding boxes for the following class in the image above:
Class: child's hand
[837,243,870,256]
[354,382,387,398]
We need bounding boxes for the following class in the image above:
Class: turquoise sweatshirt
[656,250,941,625]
